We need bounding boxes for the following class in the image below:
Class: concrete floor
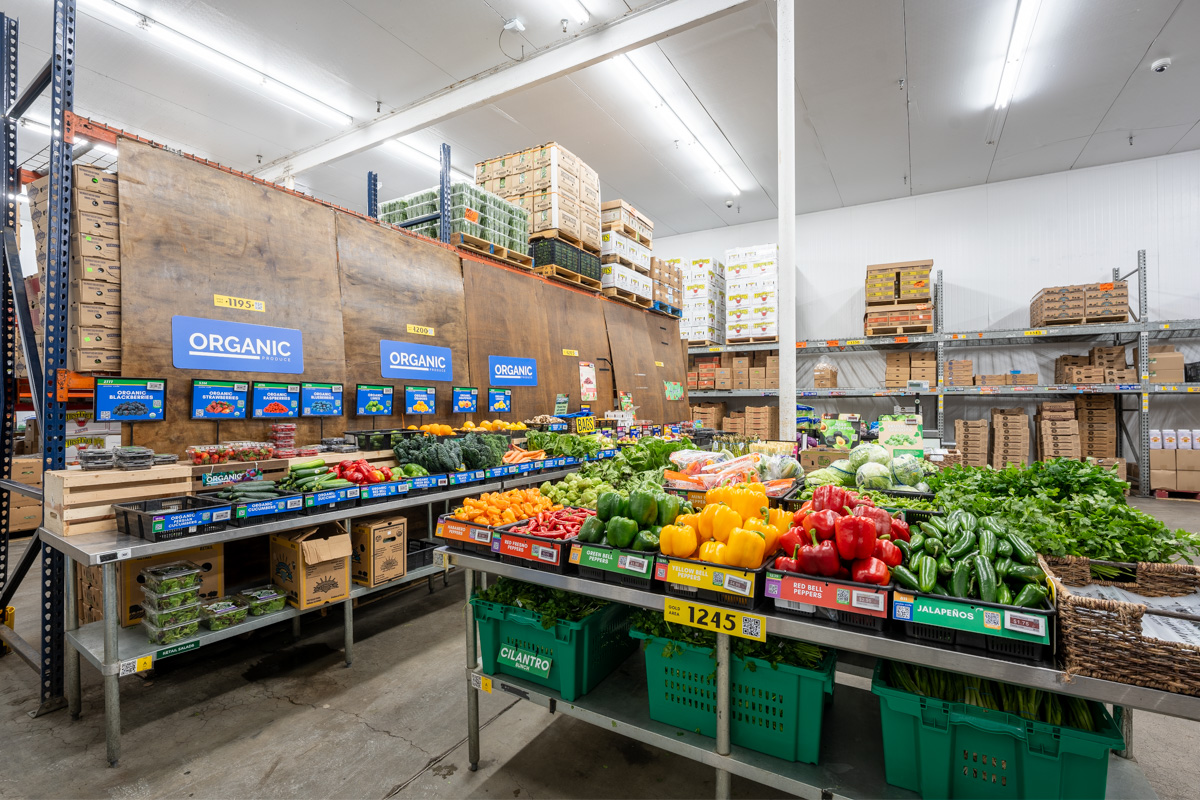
[0,496,1197,799]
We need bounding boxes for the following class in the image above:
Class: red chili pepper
[852,556,890,585]
[835,515,877,561]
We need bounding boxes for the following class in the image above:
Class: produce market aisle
[0,505,1194,799]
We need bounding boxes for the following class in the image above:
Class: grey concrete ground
[0,496,1197,799]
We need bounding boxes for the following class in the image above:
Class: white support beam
[253,0,756,182]
[777,0,796,441]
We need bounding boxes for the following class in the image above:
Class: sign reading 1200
[171,316,304,374]
[380,340,453,382]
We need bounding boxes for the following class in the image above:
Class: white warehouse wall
[657,149,1200,452]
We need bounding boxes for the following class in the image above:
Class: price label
[654,361,664,367]
[663,598,765,641]
[893,336,909,343]
[707,346,722,352]
[118,654,154,676]
[796,341,807,348]
[213,294,265,312]
[844,339,863,345]
[575,416,596,434]
[470,673,493,693]
[406,324,436,337]
[1023,329,1048,336]
[562,348,579,357]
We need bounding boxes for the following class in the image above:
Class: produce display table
[39,468,562,767]
[447,548,1184,800]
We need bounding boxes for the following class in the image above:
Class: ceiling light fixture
[75,136,119,157]
[18,117,54,137]
[613,55,739,196]
[8,192,29,204]
[985,0,1042,144]
[78,0,353,127]
[557,0,590,25]
[385,140,473,184]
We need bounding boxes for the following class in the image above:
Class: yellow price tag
[407,324,435,337]
[655,361,664,367]
[213,294,265,312]
[844,339,863,345]
[575,416,596,434]
[707,346,722,352]
[562,348,579,357]
[663,598,765,641]
[471,673,492,694]
[1023,329,1048,336]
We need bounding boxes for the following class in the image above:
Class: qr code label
[983,610,1002,630]
[893,602,912,621]
[741,616,762,639]
[836,587,850,605]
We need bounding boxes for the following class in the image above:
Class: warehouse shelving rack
[365,143,454,244]
[689,254,1200,496]
[449,549,1172,799]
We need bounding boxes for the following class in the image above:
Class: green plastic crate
[630,629,835,763]
[471,596,636,702]
[871,662,1124,799]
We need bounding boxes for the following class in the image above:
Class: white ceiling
[8,0,1200,237]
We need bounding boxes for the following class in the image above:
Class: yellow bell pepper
[675,513,701,533]
[725,527,766,568]
[765,507,794,536]
[728,484,768,522]
[709,504,741,543]
[743,517,779,557]
[698,540,727,564]
[659,524,698,559]
[705,485,732,508]
[698,503,724,542]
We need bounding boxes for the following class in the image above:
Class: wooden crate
[44,466,194,537]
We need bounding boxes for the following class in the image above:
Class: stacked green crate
[377,182,528,251]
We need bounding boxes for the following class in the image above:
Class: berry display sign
[190,380,248,420]
[95,378,166,421]
[251,382,300,418]
[300,382,343,417]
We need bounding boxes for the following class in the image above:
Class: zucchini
[288,468,329,480]
[974,553,998,603]
[951,559,972,599]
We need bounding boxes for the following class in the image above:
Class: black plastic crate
[531,237,581,274]
[897,591,1056,663]
[203,491,306,527]
[493,522,577,575]
[656,555,768,610]
[114,495,232,542]
[767,573,893,632]
[407,540,438,571]
[302,486,361,514]
[358,480,412,506]
[901,508,945,526]
[579,250,601,280]
[346,429,403,452]
[573,542,657,590]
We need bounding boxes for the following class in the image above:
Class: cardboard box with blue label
[351,514,408,587]
[269,525,351,609]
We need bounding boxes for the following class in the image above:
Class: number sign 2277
[663,598,765,641]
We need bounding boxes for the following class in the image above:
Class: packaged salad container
[141,601,201,628]
[200,597,249,631]
[140,585,201,611]
[139,561,202,594]
[236,585,287,616]
[142,617,200,645]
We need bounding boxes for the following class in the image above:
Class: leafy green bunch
[628,610,825,671]
[476,578,607,629]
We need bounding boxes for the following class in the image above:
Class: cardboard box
[270,525,352,609]
[73,255,120,283]
[69,348,122,373]
[1151,470,1177,491]
[71,325,120,351]
[120,544,224,627]
[75,164,119,197]
[351,514,408,587]
[1177,471,1200,492]
[1149,450,1176,470]
[1177,450,1200,471]
[71,279,121,307]
[70,302,121,329]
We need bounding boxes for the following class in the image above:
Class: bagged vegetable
[855,461,893,489]
[890,454,924,486]
[848,442,890,471]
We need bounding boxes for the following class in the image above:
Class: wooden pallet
[44,465,194,537]
[601,287,652,309]
[600,253,650,275]
[600,221,651,247]
[726,335,779,345]
[650,301,681,318]
[534,264,602,291]
[865,323,935,337]
[529,227,599,255]
[1153,489,1200,502]
[451,232,532,269]
[688,339,723,348]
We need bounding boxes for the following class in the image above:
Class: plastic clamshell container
[141,617,200,646]
[140,585,201,611]
[140,601,201,628]
[236,585,287,616]
[200,597,249,631]
[139,560,202,594]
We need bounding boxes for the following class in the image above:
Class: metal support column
[714,632,732,800]
[465,567,480,771]
[0,13,19,594]
[1136,250,1150,496]
[366,171,379,220]
[343,598,353,666]
[64,555,80,719]
[101,560,120,766]
[776,0,796,445]
[935,269,945,438]
[437,143,451,244]
[35,0,78,714]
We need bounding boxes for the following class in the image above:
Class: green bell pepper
[596,492,622,522]
[627,491,659,527]
[632,530,660,552]
[605,516,638,549]
[578,516,606,544]
[656,493,682,526]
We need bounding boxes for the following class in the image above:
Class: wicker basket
[1042,554,1200,697]
[934,449,962,469]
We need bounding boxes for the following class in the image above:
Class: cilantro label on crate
[892,592,1049,643]
[569,544,651,576]
[497,645,552,678]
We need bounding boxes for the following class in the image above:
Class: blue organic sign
[406,386,435,415]
[381,340,453,382]
[251,382,300,418]
[488,388,511,413]
[452,387,478,414]
[95,378,165,422]
[191,380,248,420]
[356,385,393,416]
[171,316,303,374]
[489,355,538,387]
[301,383,343,417]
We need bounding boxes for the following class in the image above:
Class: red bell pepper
[380,466,393,482]
[889,517,911,543]
[774,544,801,573]
[780,526,810,556]
[812,485,848,514]
[873,538,903,568]
[851,556,891,585]
[798,540,840,577]
[834,514,877,561]
[835,565,851,580]
[853,505,891,540]
[807,510,838,542]
[845,491,874,510]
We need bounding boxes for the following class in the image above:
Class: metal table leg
[101,561,120,767]
[715,633,731,799]
[292,615,301,640]
[64,557,81,720]
[466,567,480,771]
[1117,706,1135,759]
[343,598,353,667]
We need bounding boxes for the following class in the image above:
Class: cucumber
[294,458,326,471]
[228,481,278,491]
[233,492,281,501]
[951,559,972,599]
[974,553,998,603]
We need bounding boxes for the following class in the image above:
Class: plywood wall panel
[541,283,615,416]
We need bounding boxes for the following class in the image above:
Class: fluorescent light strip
[75,136,119,157]
[615,55,739,196]
[557,0,591,25]
[19,118,54,137]
[986,0,1041,143]
[79,0,353,127]
[386,140,473,184]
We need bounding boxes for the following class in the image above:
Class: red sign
[497,534,563,565]
[437,520,492,545]
[768,573,888,617]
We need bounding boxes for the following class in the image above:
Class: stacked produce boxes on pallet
[531,238,602,290]
[953,419,989,467]
[681,257,726,344]
[989,407,1030,468]
[380,181,529,255]
[864,259,935,336]
[649,257,682,316]
[1030,280,1129,326]
[600,199,652,246]
[725,243,778,342]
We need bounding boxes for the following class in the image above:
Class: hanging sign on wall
[380,340,453,382]
[171,316,304,374]
[489,355,538,387]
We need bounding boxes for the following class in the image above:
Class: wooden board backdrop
[118,140,346,454]
[540,278,615,417]
[335,213,470,429]
[603,302,689,423]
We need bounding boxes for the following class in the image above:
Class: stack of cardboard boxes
[686,351,780,391]
[744,406,779,439]
[4,456,42,535]
[600,202,653,301]
[973,371,1038,386]
[1035,401,1081,460]
[862,259,935,335]
[910,352,936,387]
[27,164,122,373]
[476,142,601,252]
[1030,280,1129,325]
[953,419,989,467]
[1076,396,1117,458]
[814,361,838,388]
[989,408,1030,468]
[884,352,910,389]
[690,402,726,428]
[1148,345,1186,384]
[721,412,745,435]
[689,355,719,391]
[724,244,778,341]
[1090,345,1136,383]
[650,257,682,311]
[681,258,726,344]
[946,360,975,386]
[1149,449,1200,493]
